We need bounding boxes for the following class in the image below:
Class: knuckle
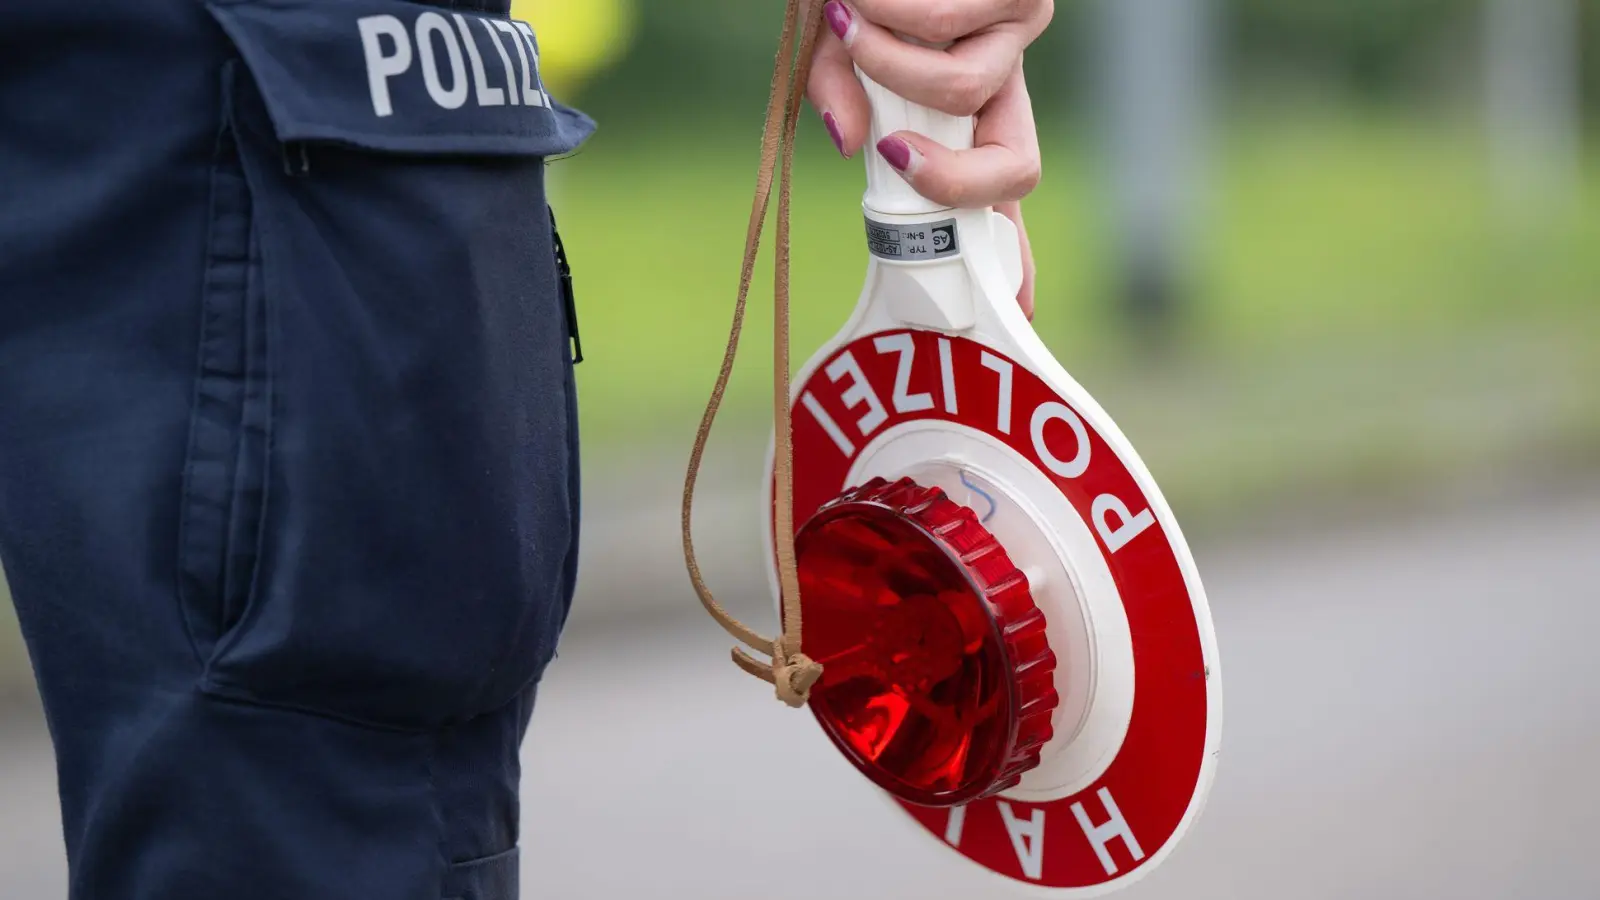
[1009,0,1050,26]
[938,174,975,208]
[912,165,956,205]
[1013,157,1043,196]
[940,67,989,116]
[805,65,826,97]
[924,1,967,43]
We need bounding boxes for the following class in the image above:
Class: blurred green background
[539,0,1600,514]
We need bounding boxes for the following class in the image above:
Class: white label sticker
[865,218,959,261]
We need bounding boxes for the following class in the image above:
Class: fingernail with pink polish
[877,136,919,174]
[824,2,856,43]
[823,112,848,158]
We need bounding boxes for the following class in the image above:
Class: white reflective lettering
[997,801,1046,881]
[1071,787,1145,877]
[513,22,552,107]
[479,18,521,106]
[826,352,889,437]
[491,20,536,106]
[943,805,968,847]
[358,15,412,117]
[415,12,468,109]
[1031,401,1092,479]
[980,352,1014,434]
[1093,494,1156,553]
[452,14,504,107]
[937,337,958,414]
[873,333,934,414]
[801,391,854,457]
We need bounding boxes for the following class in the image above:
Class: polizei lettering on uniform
[358,12,551,118]
[802,333,1158,556]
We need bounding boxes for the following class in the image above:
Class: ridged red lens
[795,477,1057,807]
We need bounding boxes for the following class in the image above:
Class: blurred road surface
[2,486,1599,899]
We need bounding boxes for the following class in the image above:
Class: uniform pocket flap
[207,0,594,156]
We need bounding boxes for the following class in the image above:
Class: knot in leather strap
[773,648,825,708]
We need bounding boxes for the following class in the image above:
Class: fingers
[806,4,1046,318]
[874,65,1040,209]
[805,31,871,158]
[995,199,1036,318]
[847,0,1052,46]
[824,2,1025,117]
[822,0,1051,117]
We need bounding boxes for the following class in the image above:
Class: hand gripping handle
[856,36,1026,321]
[860,38,977,217]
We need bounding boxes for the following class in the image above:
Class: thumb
[807,31,871,158]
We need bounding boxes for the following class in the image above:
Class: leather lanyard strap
[681,0,826,709]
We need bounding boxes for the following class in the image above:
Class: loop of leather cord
[681,0,826,709]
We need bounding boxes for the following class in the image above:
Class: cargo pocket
[177,73,272,659]
[189,0,593,731]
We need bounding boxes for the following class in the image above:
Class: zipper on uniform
[548,206,582,365]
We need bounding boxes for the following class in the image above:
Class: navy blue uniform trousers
[0,1,593,897]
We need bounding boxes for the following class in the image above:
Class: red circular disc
[783,330,1213,890]
[797,476,1058,807]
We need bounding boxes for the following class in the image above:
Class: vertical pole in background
[1093,0,1213,342]
[1485,0,1582,219]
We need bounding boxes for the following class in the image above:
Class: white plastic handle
[856,35,1022,330]
[860,38,977,218]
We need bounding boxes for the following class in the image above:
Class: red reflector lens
[795,477,1057,807]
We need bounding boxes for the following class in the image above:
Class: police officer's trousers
[0,1,592,897]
